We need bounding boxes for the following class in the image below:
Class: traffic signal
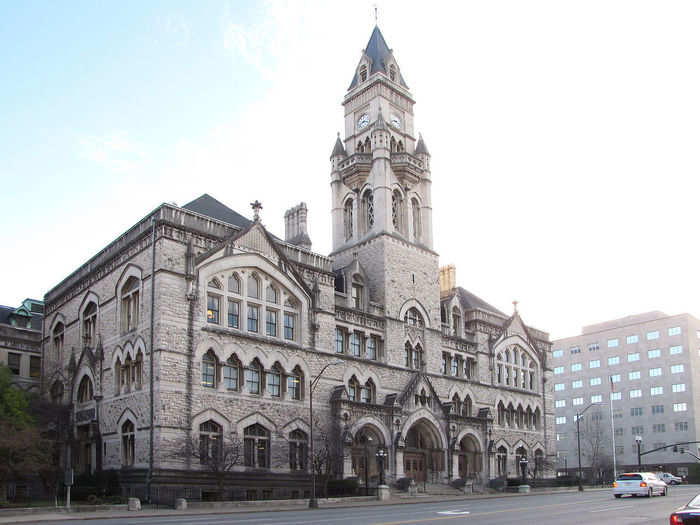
[674,445,678,453]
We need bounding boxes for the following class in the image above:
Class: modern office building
[552,311,700,479]
[0,298,43,392]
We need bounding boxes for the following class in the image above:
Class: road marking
[375,517,467,525]
[437,509,471,515]
[591,505,633,512]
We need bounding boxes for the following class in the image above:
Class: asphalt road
[25,486,700,525]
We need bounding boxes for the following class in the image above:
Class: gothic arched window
[82,302,98,348]
[53,322,65,357]
[199,420,222,463]
[244,424,270,468]
[120,277,140,333]
[77,376,94,403]
[201,350,217,388]
[362,190,374,232]
[289,429,308,470]
[364,137,371,153]
[121,420,135,466]
[223,355,240,390]
[247,274,260,299]
[344,199,354,241]
[359,65,367,82]
[412,198,421,242]
[404,307,424,327]
[391,190,403,233]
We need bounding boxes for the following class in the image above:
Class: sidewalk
[0,487,608,524]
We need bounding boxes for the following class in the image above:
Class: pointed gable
[183,194,251,230]
[348,26,408,90]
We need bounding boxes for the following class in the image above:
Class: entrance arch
[403,417,445,483]
[457,434,483,478]
[351,424,385,486]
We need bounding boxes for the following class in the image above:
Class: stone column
[395,448,405,478]
[451,452,460,481]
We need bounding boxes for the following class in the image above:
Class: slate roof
[182,194,252,230]
[415,133,430,156]
[442,287,507,318]
[348,26,408,90]
[330,133,346,158]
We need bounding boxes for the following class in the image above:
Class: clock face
[391,114,401,128]
[357,113,369,129]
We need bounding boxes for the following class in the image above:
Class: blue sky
[2,1,699,338]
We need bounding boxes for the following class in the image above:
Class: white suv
[613,472,668,498]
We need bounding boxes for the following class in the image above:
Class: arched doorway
[458,434,482,479]
[351,425,384,487]
[404,419,443,483]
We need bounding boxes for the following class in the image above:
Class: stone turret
[284,203,312,250]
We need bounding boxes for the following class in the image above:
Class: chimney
[439,264,456,293]
[284,202,312,250]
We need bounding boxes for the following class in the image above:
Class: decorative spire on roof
[415,133,430,156]
[512,300,519,313]
[330,132,347,158]
[250,200,263,222]
[374,106,387,131]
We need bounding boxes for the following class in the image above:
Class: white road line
[590,505,633,512]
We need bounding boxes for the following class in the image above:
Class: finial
[250,200,263,221]
[513,300,519,313]
[374,4,378,25]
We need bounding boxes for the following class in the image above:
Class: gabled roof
[348,26,408,90]
[442,287,507,318]
[182,194,251,230]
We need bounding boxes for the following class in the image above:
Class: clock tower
[330,25,439,328]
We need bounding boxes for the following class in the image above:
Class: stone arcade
[41,26,554,501]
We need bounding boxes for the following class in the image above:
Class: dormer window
[360,65,367,82]
[351,282,363,309]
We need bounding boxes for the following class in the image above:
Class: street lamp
[636,436,643,470]
[576,402,601,492]
[376,447,387,486]
[308,359,343,509]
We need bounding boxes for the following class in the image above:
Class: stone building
[1,298,43,392]
[41,26,553,501]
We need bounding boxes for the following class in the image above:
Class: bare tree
[581,412,612,483]
[309,415,345,497]
[168,430,244,501]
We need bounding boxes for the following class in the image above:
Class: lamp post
[376,447,387,486]
[576,402,601,492]
[636,436,642,470]
[308,359,343,509]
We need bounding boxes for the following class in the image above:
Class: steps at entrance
[418,483,466,496]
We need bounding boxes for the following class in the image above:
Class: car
[660,472,683,485]
[613,472,667,498]
[670,492,700,524]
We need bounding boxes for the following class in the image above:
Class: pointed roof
[348,26,408,89]
[182,194,251,230]
[415,133,430,155]
[441,286,507,318]
[374,106,387,131]
[330,132,346,159]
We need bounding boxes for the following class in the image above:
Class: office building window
[590,377,601,386]
[673,403,687,412]
[626,335,638,344]
[647,330,660,340]
[591,394,602,403]
[649,368,662,377]
[554,366,564,375]
[588,343,600,352]
[671,364,684,374]
[611,392,622,400]
[650,386,663,396]
[555,399,565,408]
[608,338,619,348]
[653,424,666,433]
[668,326,681,336]
[630,407,643,416]
[589,360,600,368]
[675,422,688,432]
[572,380,583,389]
[648,349,661,359]
[631,426,644,435]
[628,371,640,380]
[611,374,621,383]
[556,417,566,425]
[630,389,642,399]
[553,349,563,358]
[672,383,686,393]
[608,356,620,365]
[628,353,640,362]
[571,363,582,372]
[573,397,583,406]
[670,345,683,355]
[651,405,664,414]
[554,383,565,392]
[570,346,581,354]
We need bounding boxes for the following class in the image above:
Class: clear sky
[2,1,699,339]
